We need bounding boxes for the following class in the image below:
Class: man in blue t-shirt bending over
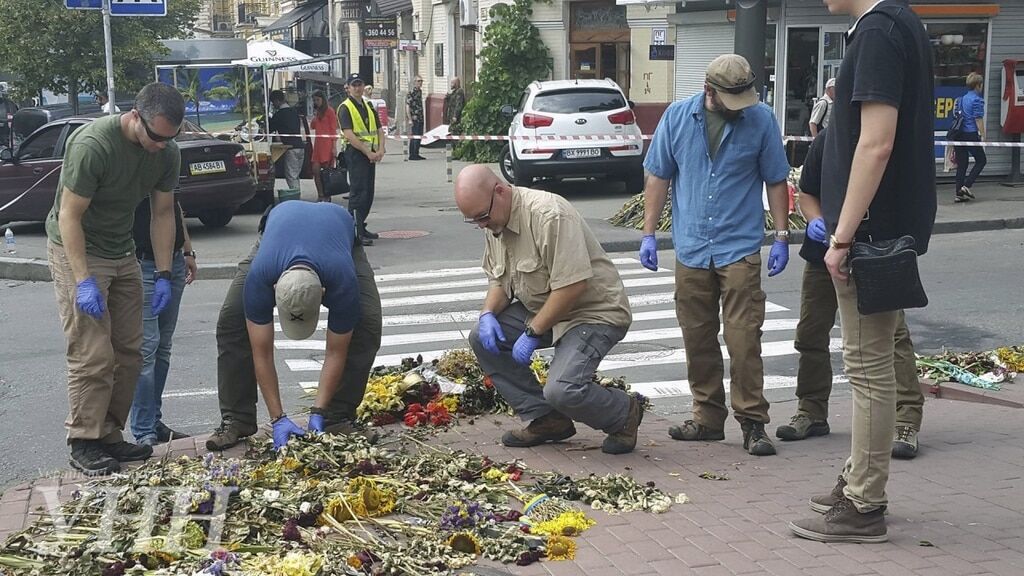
[243,201,364,449]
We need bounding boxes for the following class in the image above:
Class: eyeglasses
[138,113,180,143]
[464,186,497,224]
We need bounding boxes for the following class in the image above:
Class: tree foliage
[0,0,201,106]
[456,0,553,162]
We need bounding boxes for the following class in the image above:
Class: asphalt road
[1,227,1021,491]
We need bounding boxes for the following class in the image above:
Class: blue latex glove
[477,312,506,355]
[767,240,790,277]
[272,416,305,450]
[639,234,658,271]
[75,276,106,319]
[152,277,172,316]
[806,217,828,245]
[308,413,324,433]
[512,332,541,366]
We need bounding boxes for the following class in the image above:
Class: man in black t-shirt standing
[338,73,385,246]
[268,90,304,191]
[789,0,935,544]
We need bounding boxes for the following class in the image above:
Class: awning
[375,0,413,17]
[231,40,329,72]
[263,0,326,34]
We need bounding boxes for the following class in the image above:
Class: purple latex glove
[75,276,106,319]
[272,416,304,450]
[512,332,541,366]
[806,217,828,245]
[639,234,658,271]
[767,240,790,277]
[477,312,506,355]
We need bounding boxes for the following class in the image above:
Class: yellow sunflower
[531,511,595,537]
[346,478,396,517]
[447,532,482,556]
[546,535,576,561]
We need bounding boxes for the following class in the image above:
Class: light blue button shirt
[644,93,791,269]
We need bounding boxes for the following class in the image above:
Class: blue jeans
[130,253,187,443]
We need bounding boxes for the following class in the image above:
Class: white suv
[499,79,644,193]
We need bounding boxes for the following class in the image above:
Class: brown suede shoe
[668,419,725,441]
[790,496,887,543]
[501,411,576,448]
[602,395,644,455]
[809,475,847,514]
[323,418,380,444]
[205,418,258,451]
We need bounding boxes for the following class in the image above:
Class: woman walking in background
[955,72,987,203]
[310,90,339,202]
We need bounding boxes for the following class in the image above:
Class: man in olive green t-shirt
[45,82,184,476]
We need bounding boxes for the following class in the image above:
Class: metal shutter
[674,23,736,101]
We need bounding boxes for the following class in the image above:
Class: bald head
[454,164,500,210]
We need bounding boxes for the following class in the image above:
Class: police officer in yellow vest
[338,74,385,246]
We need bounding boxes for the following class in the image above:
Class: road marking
[598,338,843,371]
[629,375,850,399]
[162,389,219,399]
[274,319,801,351]
[375,268,673,294]
[372,257,650,283]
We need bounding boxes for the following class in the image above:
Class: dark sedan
[0,116,255,227]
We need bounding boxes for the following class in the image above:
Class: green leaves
[456,0,554,162]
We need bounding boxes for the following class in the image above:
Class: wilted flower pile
[0,431,682,575]
[917,345,1023,390]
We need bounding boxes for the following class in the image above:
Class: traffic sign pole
[103,0,116,115]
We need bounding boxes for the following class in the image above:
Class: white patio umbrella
[231,40,329,73]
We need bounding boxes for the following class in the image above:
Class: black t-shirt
[269,105,302,148]
[799,131,827,265]
[133,197,185,257]
[821,0,936,255]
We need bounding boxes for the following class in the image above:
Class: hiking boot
[205,419,258,451]
[360,235,375,246]
[960,186,975,199]
[776,414,830,441]
[501,411,576,448]
[741,420,777,456]
[155,422,190,443]
[323,418,380,444]
[667,420,725,442]
[69,440,120,477]
[892,425,919,460]
[789,495,888,543]
[362,229,380,240]
[102,441,153,462]
[809,475,847,513]
[602,395,644,455]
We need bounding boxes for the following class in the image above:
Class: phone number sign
[363,17,398,49]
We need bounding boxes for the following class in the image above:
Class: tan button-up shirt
[482,187,631,342]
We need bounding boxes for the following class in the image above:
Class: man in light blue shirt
[640,54,792,457]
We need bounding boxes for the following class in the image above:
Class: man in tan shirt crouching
[454,165,642,454]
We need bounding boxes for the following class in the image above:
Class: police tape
[181,130,1024,147]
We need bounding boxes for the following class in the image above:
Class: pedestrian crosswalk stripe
[372,257,659,283]
[273,319,803,351]
[629,374,850,399]
[375,267,670,294]
[597,338,843,371]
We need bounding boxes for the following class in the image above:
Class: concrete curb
[3,217,1022,282]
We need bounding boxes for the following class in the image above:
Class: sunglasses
[464,186,497,224]
[138,113,180,143]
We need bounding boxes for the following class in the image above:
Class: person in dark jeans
[954,72,987,202]
[268,90,304,191]
[406,76,425,161]
[338,73,385,245]
[205,203,382,451]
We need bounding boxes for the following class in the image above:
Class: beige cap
[825,77,837,88]
[706,54,759,111]
[275,267,322,340]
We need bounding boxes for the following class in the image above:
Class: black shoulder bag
[319,151,350,197]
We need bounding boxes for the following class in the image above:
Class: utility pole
[734,0,767,98]
[103,0,116,115]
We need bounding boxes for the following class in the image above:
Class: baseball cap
[825,77,836,88]
[706,54,759,111]
[345,73,365,86]
[275,267,323,340]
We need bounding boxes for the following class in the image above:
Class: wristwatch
[774,230,790,242]
[524,325,540,339]
[183,250,197,258]
[155,270,173,281]
[829,235,853,250]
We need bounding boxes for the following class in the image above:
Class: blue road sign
[111,0,167,17]
[65,0,102,9]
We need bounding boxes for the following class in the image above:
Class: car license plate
[189,160,226,175]
[563,148,601,159]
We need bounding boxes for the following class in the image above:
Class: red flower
[483,375,494,389]
[404,403,429,427]
[425,401,452,426]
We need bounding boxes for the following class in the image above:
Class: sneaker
[789,495,888,543]
[155,422,190,443]
[809,475,847,513]
[960,186,975,199]
[667,420,725,442]
[501,411,576,448]
[892,425,919,459]
[776,414,830,441]
[101,441,153,462]
[363,229,380,240]
[741,420,777,456]
[205,419,258,451]
[69,440,120,476]
[954,191,970,203]
[323,418,380,444]
[602,395,644,455]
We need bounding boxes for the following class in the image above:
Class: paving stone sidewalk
[2,395,1022,576]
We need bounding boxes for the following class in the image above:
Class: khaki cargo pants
[48,241,143,444]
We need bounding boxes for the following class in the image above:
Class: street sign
[362,17,398,49]
[338,0,367,22]
[652,28,666,46]
[649,45,675,61]
[399,39,422,52]
[111,0,167,17]
[66,0,102,8]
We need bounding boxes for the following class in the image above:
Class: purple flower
[282,518,301,542]
[203,453,215,468]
